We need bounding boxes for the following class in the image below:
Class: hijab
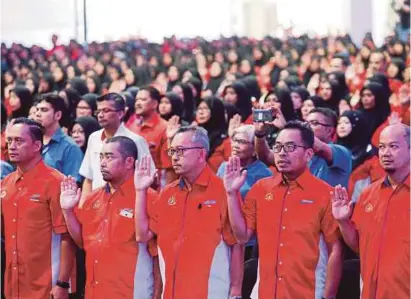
[328,71,350,98]
[70,116,100,152]
[177,83,195,124]
[80,93,98,116]
[160,92,184,121]
[10,86,33,119]
[69,77,88,96]
[368,73,392,99]
[223,81,252,123]
[206,63,225,94]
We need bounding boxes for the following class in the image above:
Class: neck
[282,168,305,182]
[240,156,256,168]
[182,164,205,185]
[108,172,133,193]
[387,168,410,188]
[44,123,60,143]
[142,111,156,122]
[104,123,120,139]
[17,155,42,173]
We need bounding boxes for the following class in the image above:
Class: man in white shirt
[80,92,154,198]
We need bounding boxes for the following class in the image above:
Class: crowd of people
[0,26,410,299]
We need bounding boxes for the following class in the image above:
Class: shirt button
[284,208,288,212]
[278,277,282,281]
[12,219,16,222]
[95,260,98,263]
[282,226,286,230]
[104,219,108,223]
[13,267,17,270]
[280,243,284,247]
[13,203,17,206]
[279,261,283,265]
[12,235,15,239]
[18,188,21,191]
[13,251,16,255]
[95,281,99,285]
[287,191,291,195]
[98,239,102,243]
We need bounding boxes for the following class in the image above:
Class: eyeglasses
[273,143,308,153]
[307,120,332,127]
[232,137,251,145]
[166,147,204,157]
[94,108,121,116]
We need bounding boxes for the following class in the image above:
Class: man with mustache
[332,123,410,299]
[224,120,343,299]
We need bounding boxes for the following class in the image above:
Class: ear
[54,110,62,121]
[199,148,208,163]
[34,140,42,153]
[125,157,135,170]
[304,148,314,163]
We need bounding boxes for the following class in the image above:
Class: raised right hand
[60,176,81,210]
[228,114,242,137]
[223,156,247,194]
[166,115,181,139]
[134,156,157,191]
[331,185,354,221]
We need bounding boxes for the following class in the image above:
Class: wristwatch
[56,280,70,289]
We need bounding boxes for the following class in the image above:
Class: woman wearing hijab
[86,75,101,94]
[223,81,253,124]
[290,86,310,117]
[300,95,327,121]
[69,116,100,153]
[9,86,33,120]
[166,65,181,91]
[387,58,406,94]
[224,102,241,124]
[187,77,203,107]
[25,76,39,96]
[205,62,225,95]
[317,77,343,114]
[195,96,231,173]
[76,93,98,118]
[357,82,391,146]
[367,72,392,100]
[328,71,350,99]
[241,75,261,102]
[52,65,67,91]
[158,92,184,122]
[39,73,56,93]
[172,82,195,124]
[68,77,89,96]
[59,87,81,124]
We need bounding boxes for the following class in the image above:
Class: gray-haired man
[134,125,243,299]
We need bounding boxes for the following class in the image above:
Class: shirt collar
[382,174,410,188]
[13,160,47,183]
[104,176,135,195]
[271,168,312,190]
[50,127,64,143]
[141,113,161,128]
[172,165,212,191]
[101,123,127,141]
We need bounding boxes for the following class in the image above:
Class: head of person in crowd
[328,71,350,98]
[9,86,33,120]
[124,68,137,88]
[59,87,81,119]
[168,125,209,180]
[273,120,314,179]
[318,77,342,114]
[172,82,195,123]
[6,117,44,169]
[159,92,184,121]
[378,124,410,179]
[224,102,241,123]
[368,72,392,99]
[329,53,349,73]
[86,75,101,94]
[95,92,126,131]
[67,77,88,96]
[76,93,98,118]
[121,91,135,123]
[368,51,386,74]
[35,92,68,131]
[387,58,406,81]
[1,102,7,131]
[231,125,256,167]
[263,88,296,121]
[338,98,352,116]
[300,95,326,121]
[187,76,203,107]
[70,116,100,152]
[290,86,310,113]
[205,62,225,94]
[126,86,140,99]
[223,81,252,123]
[239,59,255,76]
[135,85,161,119]
[336,110,371,169]
[52,65,67,89]
[196,96,227,157]
[306,107,337,144]
[25,77,39,96]
[358,82,391,136]
[100,136,138,186]
[241,75,261,101]
[38,73,55,94]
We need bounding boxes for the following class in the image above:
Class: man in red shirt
[224,120,343,299]
[2,117,75,299]
[59,136,155,299]
[134,125,243,299]
[332,123,410,299]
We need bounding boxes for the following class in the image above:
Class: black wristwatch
[56,280,70,289]
[254,131,267,138]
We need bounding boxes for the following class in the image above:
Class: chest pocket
[290,198,322,234]
[189,198,221,237]
[110,208,135,243]
[25,193,51,224]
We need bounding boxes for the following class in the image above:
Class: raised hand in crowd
[60,176,81,210]
[228,114,242,137]
[331,184,354,221]
[166,115,181,140]
[134,155,157,191]
[223,156,248,194]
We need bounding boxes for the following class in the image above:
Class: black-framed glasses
[307,120,332,127]
[166,147,204,157]
[94,108,122,116]
[273,143,308,153]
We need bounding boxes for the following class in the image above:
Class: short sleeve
[242,184,259,230]
[79,136,93,180]
[49,177,68,234]
[320,195,341,244]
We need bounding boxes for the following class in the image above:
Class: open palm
[223,156,247,193]
[331,185,353,220]
[134,156,156,190]
[166,116,181,139]
[60,176,81,210]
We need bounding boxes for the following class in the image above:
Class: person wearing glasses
[134,125,243,299]
[79,92,154,198]
[224,120,343,299]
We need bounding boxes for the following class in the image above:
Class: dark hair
[70,116,100,152]
[10,86,33,119]
[37,92,66,113]
[12,117,44,147]
[105,136,138,161]
[160,92,184,121]
[139,85,162,102]
[96,92,125,111]
[309,107,338,128]
[281,120,314,148]
[332,53,349,67]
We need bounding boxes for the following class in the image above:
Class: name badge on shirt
[203,200,217,207]
[119,208,134,219]
[29,194,41,202]
[300,199,314,204]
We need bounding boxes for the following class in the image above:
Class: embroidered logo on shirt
[119,208,134,218]
[168,196,176,206]
[265,193,273,201]
[1,190,6,199]
[92,200,101,209]
[364,203,373,212]
[29,194,41,202]
[203,200,216,207]
[300,199,314,204]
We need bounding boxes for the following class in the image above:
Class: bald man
[331,124,410,299]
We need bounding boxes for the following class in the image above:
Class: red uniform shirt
[1,161,67,299]
[352,175,410,299]
[75,178,154,299]
[243,170,340,299]
[149,166,236,299]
